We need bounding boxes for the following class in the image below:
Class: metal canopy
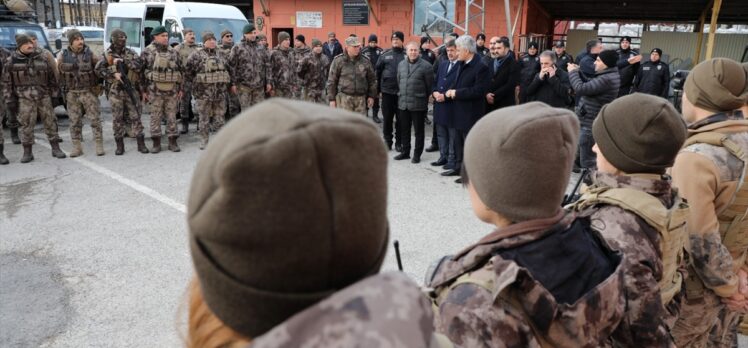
[536,0,748,23]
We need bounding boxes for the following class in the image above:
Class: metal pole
[705,0,722,60]
[465,0,469,34]
[694,5,708,64]
[504,0,512,43]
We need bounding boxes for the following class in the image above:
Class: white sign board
[296,11,323,28]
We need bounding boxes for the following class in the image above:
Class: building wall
[641,31,748,69]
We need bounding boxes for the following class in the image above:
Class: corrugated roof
[537,0,748,24]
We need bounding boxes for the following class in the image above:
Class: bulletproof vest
[178,43,198,62]
[107,48,141,85]
[146,50,181,89]
[570,184,689,304]
[683,132,748,267]
[10,53,49,87]
[60,47,97,90]
[195,52,229,84]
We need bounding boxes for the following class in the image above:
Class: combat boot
[199,135,208,150]
[136,135,149,154]
[180,118,189,134]
[115,137,125,155]
[20,144,33,163]
[10,128,21,144]
[151,136,161,154]
[94,128,105,156]
[50,140,67,159]
[70,139,83,157]
[0,144,8,165]
[168,136,180,152]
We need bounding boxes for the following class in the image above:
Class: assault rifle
[562,168,590,206]
[116,61,141,117]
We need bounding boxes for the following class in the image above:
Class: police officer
[327,36,376,115]
[475,33,489,57]
[362,34,383,123]
[615,36,641,96]
[269,31,296,98]
[142,25,183,153]
[184,31,230,150]
[2,34,66,163]
[175,28,199,134]
[296,39,330,104]
[96,29,149,155]
[419,36,436,64]
[519,41,540,103]
[228,24,272,110]
[632,48,670,99]
[553,41,574,72]
[375,31,406,151]
[57,29,104,157]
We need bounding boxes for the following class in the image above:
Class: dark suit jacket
[322,41,343,61]
[449,57,489,131]
[483,54,520,111]
[432,59,459,126]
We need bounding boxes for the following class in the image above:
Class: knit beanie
[188,99,389,338]
[278,31,290,43]
[182,28,194,35]
[295,34,305,44]
[599,50,618,68]
[685,58,747,113]
[593,93,687,174]
[66,29,83,42]
[151,25,167,37]
[528,41,539,49]
[368,34,378,43]
[620,36,631,43]
[220,29,232,39]
[464,102,579,222]
[420,36,429,45]
[110,29,126,41]
[201,31,216,43]
[476,33,486,41]
[311,38,322,47]
[651,48,662,56]
[242,24,255,34]
[14,34,32,47]
[392,31,404,41]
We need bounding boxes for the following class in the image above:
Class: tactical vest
[9,54,49,87]
[684,132,748,269]
[195,53,230,84]
[106,49,141,85]
[178,44,197,63]
[59,48,97,90]
[146,50,181,91]
[570,185,690,304]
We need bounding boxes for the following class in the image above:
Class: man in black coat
[395,42,434,163]
[362,34,384,123]
[553,41,574,72]
[633,48,670,99]
[615,36,641,96]
[526,51,571,108]
[483,36,520,112]
[518,41,540,103]
[322,32,343,62]
[375,31,406,151]
[431,40,459,169]
[442,35,490,182]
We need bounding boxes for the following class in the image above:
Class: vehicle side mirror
[55,39,62,50]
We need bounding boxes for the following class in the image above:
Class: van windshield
[181,18,248,43]
[106,17,141,49]
[0,26,50,51]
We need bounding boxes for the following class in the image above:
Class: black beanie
[295,34,305,44]
[620,36,632,43]
[420,36,429,45]
[392,31,404,41]
[599,50,618,68]
[651,48,662,56]
[368,34,377,43]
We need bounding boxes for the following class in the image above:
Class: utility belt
[338,92,365,97]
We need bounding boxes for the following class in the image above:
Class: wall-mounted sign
[296,11,322,28]
[342,0,369,26]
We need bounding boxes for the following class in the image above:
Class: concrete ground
[1,99,745,347]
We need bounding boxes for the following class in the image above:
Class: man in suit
[431,40,459,169]
[483,36,520,113]
[442,35,490,183]
[322,32,343,62]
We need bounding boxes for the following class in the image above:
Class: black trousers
[398,109,426,158]
[381,93,400,147]
[450,128,468,170]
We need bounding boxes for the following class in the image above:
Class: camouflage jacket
[296,52,330,96]
[572,172,678,347]
[218,43,233,61]
[426,212,626,348]
[294,46,311,61]
[672,113,748,297]
[183,47,230,100]
[95,45,144,97]
[0,47,9,94]
[56,45,100,92]
[228,38,272,89]
[2,48,60,101]
[249,272,454,348]
[327,53,377,100]
[176,42,199,65]
[269,46,297,91]
[141,42,183,96]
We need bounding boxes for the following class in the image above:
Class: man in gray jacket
[394,42,434,163]
[567,49,620,170]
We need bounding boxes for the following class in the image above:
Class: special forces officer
[228,24,272,110]
[175,28,199,134]
[184,32,230,149]
[142,25,183,153]
[218,29,240,119]
[57,29,104,157]
[0,46,10,164]
[96,29,149,155]
[2,34,66,163]
[269,31,296,98]
[296,39,329,103]
[327,36,376,115]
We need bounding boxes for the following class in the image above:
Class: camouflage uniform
[327,53,377,115]
[141,41,182,142]
[426,212,626,348]
[568,172,684,347]
[228,38,271,110]
[671,111,748,348]
[96,43,149,154]
[296,50,330,103]
[218,42,240,118]
[184,47,229,148]
[269,46,297,98]
[249,272,454,348]
[175,41,199,128]
[57,45,103,156]
[0,47,9,146]
[292,46,310,98]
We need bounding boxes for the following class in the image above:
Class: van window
[180,18,248,44]
[165,18,182,43]
[107,17,141,49]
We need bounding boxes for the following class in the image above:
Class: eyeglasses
[225,35,233,38]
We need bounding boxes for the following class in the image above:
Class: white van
[104,0,248,54]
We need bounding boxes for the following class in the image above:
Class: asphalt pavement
[1,98,745,347]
